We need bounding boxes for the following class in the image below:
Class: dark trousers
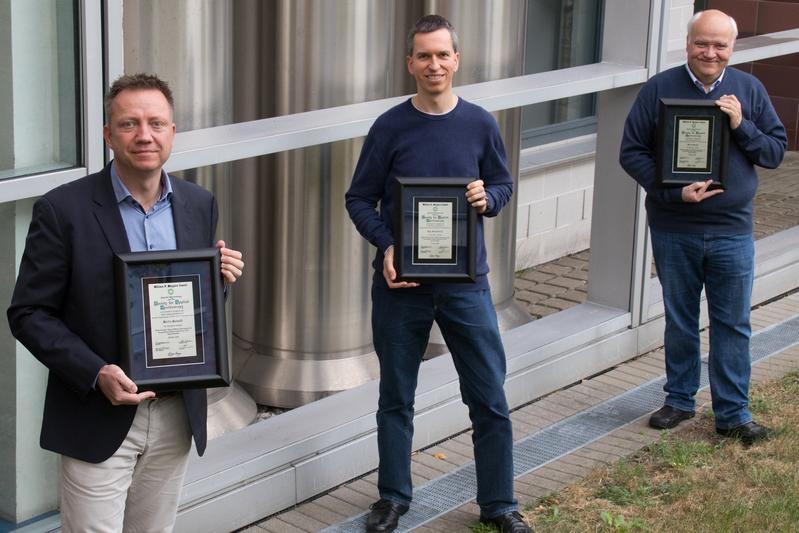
[650,229,755,429]
[371,286,517,517]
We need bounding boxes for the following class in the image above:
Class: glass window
[0,0,80,180]
[521,0,603,147]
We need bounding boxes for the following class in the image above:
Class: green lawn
[523,370,799,532]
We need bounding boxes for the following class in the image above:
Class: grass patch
[524,370,799,532]
[470,522,498,533]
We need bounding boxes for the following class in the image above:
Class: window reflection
[0,0,80,180]
[522,0,602,147]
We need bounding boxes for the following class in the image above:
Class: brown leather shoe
[365,499,409,532]
[716,421,773,445]
[480,511,534,533]
[648,405,695,429]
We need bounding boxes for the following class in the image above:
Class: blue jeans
[650,229,754,430]
[371,286,517,517]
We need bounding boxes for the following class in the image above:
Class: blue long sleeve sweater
[620,65,787,234]
[345,97,513,292]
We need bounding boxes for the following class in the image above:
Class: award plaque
[114,248,229,391]
[394,177,476,283]
[656,98,730,188]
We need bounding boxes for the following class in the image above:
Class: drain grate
[321,314,799,533]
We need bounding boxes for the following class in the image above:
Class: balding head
[687,9,738,44]
[685,9,737,87]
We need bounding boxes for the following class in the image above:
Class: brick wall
[708,0,799,150]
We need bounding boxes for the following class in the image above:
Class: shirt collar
[685,63,725,93]
[110,162,173,205]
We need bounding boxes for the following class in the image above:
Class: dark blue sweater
[620,65,787,234]
[345,97,513,292]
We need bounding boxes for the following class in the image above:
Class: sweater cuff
[483,190,498,217]
[376,235,395,254]
[731,119,757,142]
[664,187,683,203]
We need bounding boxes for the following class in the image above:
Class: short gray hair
[687,10,738,41]
[406,14,459,56]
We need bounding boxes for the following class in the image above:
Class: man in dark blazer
[7,73,244,532]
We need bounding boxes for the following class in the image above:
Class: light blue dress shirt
[685,63,726,94]
[111,164,177,252]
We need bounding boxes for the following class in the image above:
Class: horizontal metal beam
[0,167,88,203]
[165,62,647,173]
[2,29,795,203]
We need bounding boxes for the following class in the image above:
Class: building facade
[1,1,797,530]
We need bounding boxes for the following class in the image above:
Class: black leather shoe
[648,405,695,429]
[480,511,534,533]
[365,499,409,533]
[716,421,773,445]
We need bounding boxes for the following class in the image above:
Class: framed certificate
[656,98,730,189]
[393,177,476,283]
[114,248,229,391]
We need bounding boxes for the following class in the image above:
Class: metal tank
[230,1,407,407]
[427,0,531,333]
[232,0,529,407]
[123,0,257,436]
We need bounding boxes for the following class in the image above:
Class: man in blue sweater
[346,14,531,533]
[620,9,787,444]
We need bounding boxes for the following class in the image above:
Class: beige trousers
[60,394,192,533]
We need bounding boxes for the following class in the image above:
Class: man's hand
[97,364,155,405]
[465,179,488,214]
[682,179,723,203]
[716,94,742,129]
[216,240,244,285]
[383,245,419,289]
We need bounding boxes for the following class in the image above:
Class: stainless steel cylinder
[125,0,529,409]
[425,0,531,333]
[231,1,406,407]
[233,1,529,405]
[123,0,234,230]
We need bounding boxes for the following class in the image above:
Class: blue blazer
[8,164,216,462]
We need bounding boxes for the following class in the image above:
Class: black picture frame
[656,98,730,189]
[114,248,229,391]
[394,177,477,283]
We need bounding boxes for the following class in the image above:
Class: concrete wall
[515,138,594,271]
[668,0,697,52]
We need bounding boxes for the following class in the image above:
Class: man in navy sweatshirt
[346,14,531,533]
[620,9,787,444]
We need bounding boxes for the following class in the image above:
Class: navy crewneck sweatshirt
[620,65,787,234]
[346,97,513,292]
